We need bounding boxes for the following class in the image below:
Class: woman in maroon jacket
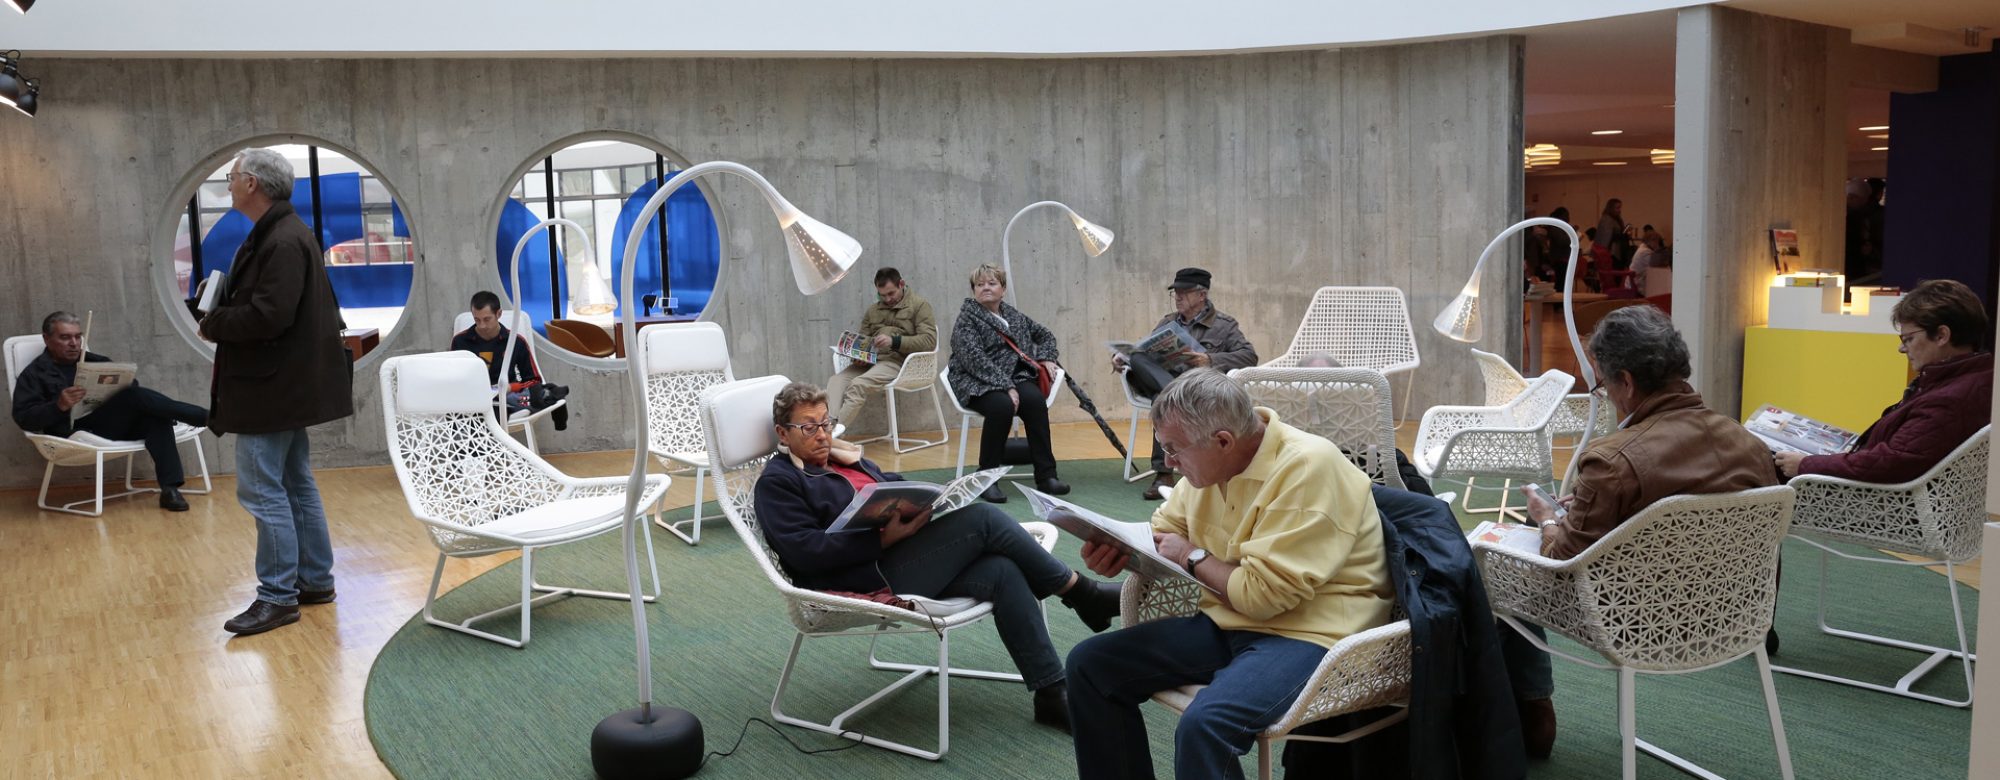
[1777,279,1994,482]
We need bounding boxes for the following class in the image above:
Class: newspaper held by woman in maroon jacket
[1799,351,1993,483]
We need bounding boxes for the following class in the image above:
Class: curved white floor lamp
[1000,199,1114,305]
[590,162,862,779]
[1433,217,1599,486]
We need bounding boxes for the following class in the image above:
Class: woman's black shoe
[1033,682,1072,733]
[1060,578,1123,633]
[1036,478,1070,496]
[981,484,1008,503]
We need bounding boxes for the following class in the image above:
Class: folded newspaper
[1467,520,1542,556]
[825,467,1010,533]
[1106,320,1205,374]
[830,330,879,365]
[1014,484,1214,592]
[1742,405,1858,456]
[71,362,138,422]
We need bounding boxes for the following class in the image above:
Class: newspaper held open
[71,362,138,422]
[1105,320,1205,374]
[1014,484,1215,592]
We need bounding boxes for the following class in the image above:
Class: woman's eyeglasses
[780,419,840,435]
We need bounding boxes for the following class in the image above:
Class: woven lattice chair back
[1507,370,1572,430]
[641,322,734,462]
[1790,426,1990,562]
[1266,287,1420,372]
[451,310,537,347]
[1470,348,1530,407]
[1231,366,1405,490]
[890,351,939,391]
[380,353,572,554]
[1485,485,1795,672]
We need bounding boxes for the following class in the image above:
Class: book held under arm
[71,362,138,422]
[1105,320,1205,374]
[1743,404,1857,456]
[830,330,878,365]
[824,467,1010,533]
[1014,483,1216,592]
[195,270,228,316]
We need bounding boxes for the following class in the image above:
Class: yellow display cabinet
[1740,326,1909,432]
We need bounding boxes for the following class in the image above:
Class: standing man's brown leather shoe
[1141,472,1177,501]
[1518,697,1556,759]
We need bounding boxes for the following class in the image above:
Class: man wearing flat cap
[1115,267,1259,499]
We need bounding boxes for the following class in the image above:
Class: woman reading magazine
[751,381,1122,733]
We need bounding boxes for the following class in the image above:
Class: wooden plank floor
[0,416,1977,777]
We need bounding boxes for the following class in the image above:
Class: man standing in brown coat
[200,147,355,637]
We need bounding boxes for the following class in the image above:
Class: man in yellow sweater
[1065,368,1394,779]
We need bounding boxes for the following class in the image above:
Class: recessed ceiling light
[1871,146,1889,152]
[1592,161,1629,166]
[1867,134,1889,140]
[1859,125,1889,132]
[1590,130,1623,136]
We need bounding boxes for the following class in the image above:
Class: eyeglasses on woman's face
[779,418,840,436]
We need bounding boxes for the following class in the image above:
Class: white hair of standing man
[234,147,296,201]
[1150,367,1261,438]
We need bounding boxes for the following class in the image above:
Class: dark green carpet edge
[364,460,1977,779]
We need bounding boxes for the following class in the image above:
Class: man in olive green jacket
[826,267,937,425]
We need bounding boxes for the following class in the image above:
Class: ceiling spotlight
[1871,146,1889,152]
[3,0,33,13]
[1592,161,1629,166]
[1650,148,1675,166]
[1867,134,1889,140]
[1590,129,1624,136]
[1524,143,1562,170]
[1859,125,1889,132]
[0,51,35,117]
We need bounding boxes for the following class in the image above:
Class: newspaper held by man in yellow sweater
[1151,408,1394,649]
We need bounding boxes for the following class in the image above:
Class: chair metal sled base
[420,538,661,649]
[1456,476,1529,522]
[650,463,710,546]
[851,387,948,454]
[1769,541,1977,707]
[37,439,214,517]
[768,624,1022,761]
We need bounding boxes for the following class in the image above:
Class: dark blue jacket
[753,454,903,592]
[1284,487,1526,779]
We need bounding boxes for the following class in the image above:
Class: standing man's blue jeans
[1067,613,1327,779]
[235,429,335,606]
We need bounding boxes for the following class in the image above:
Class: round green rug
[365,459,1976,778]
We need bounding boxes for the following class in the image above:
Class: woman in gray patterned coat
[946,263,1069,502]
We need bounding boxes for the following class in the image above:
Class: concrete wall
[0,43,1525,488]
[1673,6,1847,415]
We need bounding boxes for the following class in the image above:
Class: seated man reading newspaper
[751,381,1120,733]
[1503,305,1778,759]
[1111,267,1259,501]
[1772,279,1993,482]
[10,311,209,511]
[1064,369,1393,780]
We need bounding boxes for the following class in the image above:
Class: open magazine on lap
[1742,405,1858,456]
[824,467,1010,533]
[1105,320,1205,374]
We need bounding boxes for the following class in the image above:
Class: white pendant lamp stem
[999,200,1115,306]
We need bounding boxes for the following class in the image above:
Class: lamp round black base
[591,706,704,780]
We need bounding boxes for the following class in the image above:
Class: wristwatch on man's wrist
[1184,547,1209,574]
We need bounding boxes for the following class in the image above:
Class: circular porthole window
[161,138,418,361]
[492,134,723,359]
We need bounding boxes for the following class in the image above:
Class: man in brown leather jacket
[1508,305,1777,759]
[200,147,355,637]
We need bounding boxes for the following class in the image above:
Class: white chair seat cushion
[653,450,707,468]
[475,494,627,541]
[898,594,983,617]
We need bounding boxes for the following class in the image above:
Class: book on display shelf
[1015,484,1213,592]
[1742,404,1858,456]
[824,467,1010,534]
[1768,229,1801,274]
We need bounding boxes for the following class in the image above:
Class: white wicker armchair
[451,310,566,453]
[700,374,1058,761]
[830,349,948,454]
[1474,485,1797,780]
[4,334,212,517]
[380,352,670,648]
[1262,287,1422,426]
[1469,348,1610,454]
[1231,366,1406,490]
[1413,369,1572,518]
[1771,425,1988,707]
[640,322,733,546]
[1118,575,1413,780]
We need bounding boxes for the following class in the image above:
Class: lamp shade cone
[780,210,862,295]
[1070,215,1115,257]
[567,257,617,316]
[1432,289,1481,343]
[5,0,33,13]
